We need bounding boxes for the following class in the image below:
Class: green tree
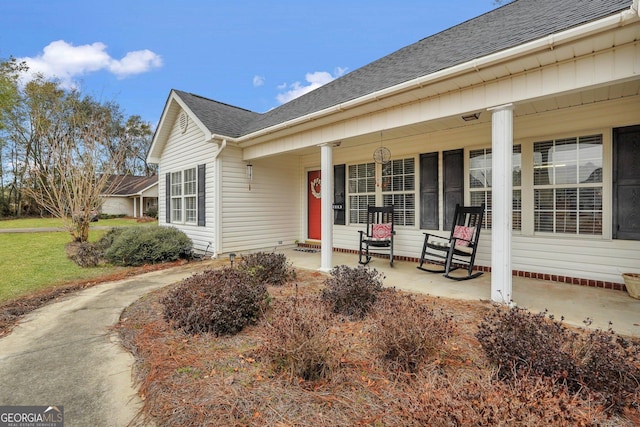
[0,57,27,215]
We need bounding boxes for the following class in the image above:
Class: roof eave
[235,5,639,146]
[147,91,239,164]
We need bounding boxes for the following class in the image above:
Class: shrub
[371,290,454,373]
[476,305,640,414]
[573,327,640,412]
[476,306,575,382]
[104,226,191,266]
[260,293,338,381]
[162,267,268,336]
[238,252,296,286]
[321,265,384,320]
[144,207,158,219]
[95,227,126,252]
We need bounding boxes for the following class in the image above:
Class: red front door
[308,170,321,240]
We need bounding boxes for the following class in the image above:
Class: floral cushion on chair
[453,225,475,247]
[372,223,392,239]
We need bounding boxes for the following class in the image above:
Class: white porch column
[140,196,144,216]
[133,197,138,218]
[488,104,514,304]
[320,143,334,271]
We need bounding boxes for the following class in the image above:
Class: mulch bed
[114,269,640,427]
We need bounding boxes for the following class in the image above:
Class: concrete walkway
[0,264,206,427]
[0,250,638,427]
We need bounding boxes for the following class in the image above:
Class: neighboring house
[148,0,640,302]
[101,175,158,218]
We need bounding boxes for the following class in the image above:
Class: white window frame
[170,167,198,225]
[348,162,376,225]
[532,134,603,236]
[347,157,417,227]
[468,146,522,230]
[381,157,416,226]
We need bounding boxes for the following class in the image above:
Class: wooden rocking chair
[417,204,484,280]
[358,205,395,267]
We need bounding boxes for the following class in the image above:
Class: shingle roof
[104,175,158,196]
[175,0,632,138]
[173,91,260,139]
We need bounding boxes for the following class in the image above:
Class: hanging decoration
[310,177,321,199]
[373,131,391,165]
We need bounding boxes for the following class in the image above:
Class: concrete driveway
[0,264,206,427]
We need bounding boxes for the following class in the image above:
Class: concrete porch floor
[281,248,640,338]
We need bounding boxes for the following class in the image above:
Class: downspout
[211,137,227,259]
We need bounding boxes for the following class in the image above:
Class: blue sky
[1,1,499,127]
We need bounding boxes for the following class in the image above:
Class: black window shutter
[197,164,206,226]
[165,173,171,223]
[419,152,439,229]
[333,164,346,225]
[613,125,640,240]
[443,149,464,231]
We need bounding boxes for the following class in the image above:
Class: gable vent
[178,111,188,133]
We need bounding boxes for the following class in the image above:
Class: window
[170,167,198,224]
[348,163,375,224]
[348,158,416,226]
[184,168,197,223]
[382,158,415,226]
[468,146,521,229]
[170,171,182,222]
[533,135,602,235]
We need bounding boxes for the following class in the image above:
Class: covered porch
[281,247,640,338]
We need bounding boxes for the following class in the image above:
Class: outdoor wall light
[246,163,253,190]
[229,252,236,267]
[462,112,481,121]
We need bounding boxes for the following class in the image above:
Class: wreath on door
[310,177,321,198]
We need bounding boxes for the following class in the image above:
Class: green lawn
[0,216,145,229]
[0,218,158,303]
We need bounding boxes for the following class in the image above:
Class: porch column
[488,103,514,304]
[140,196,144,217]
[133,197,138,218]
[320,143,333,271]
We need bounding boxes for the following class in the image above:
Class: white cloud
[108,49,162,77]
[19,40,162,88]
[276,68,347,104]
[253,75,265,87]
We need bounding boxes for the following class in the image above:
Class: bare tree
[23,92,127,242]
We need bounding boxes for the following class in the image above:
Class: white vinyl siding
[220,147,301,253]
[157,109,215,252]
